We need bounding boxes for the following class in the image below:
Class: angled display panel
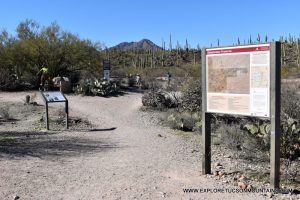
[41,91,67,103]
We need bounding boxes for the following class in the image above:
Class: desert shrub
[142,90,180,109]
[281,65,292,78]
[0,73,23,91]
[180,80,201,113]
[280,84,300,160]
[281,84,300,121]
[241,121,271,151]
[139,77,161,90]
[142,91,162,108]
[166,111,201,132]
[75,78,120,96]
[280,114,300,160]
[128,77,136,87]
[215,113,300,160]
[215,123,269,161]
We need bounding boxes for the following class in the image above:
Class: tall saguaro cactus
[169,34,173,51]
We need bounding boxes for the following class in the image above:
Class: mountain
[111,39,162,51]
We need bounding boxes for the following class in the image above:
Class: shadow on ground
[101,89,144,98]
[89,127,117,131]
[0,131,117,159]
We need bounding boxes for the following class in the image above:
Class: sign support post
[66,100,69,129]
[45,102,49,130]
[202,48,212,175]
[270,42,281,188]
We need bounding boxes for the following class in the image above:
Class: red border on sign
[206,45,270,55]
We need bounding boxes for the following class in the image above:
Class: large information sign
[202,42,281,189]
[206,44,270,117]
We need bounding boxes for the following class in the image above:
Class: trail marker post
[103,60,111,82]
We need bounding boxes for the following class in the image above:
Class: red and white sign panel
[206,43,270,117]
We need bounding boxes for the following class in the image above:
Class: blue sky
[0,0,299,48]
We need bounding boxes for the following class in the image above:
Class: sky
[0,0,300,48]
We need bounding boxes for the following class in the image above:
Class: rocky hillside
[111,39,162,51]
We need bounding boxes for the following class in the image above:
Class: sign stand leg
[45,102,49,130]
[202,112,211,174]
[65,101,69,129]
[201,48,212,174]
[270,42,281,188]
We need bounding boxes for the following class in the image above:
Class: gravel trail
[0,91,266,200]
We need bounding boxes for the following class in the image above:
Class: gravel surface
[0,91,270,199]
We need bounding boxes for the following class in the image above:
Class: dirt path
[0,91,266,200]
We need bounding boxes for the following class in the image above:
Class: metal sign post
[202,49,212,174]
[40,91,69,130]
[270,42,281,188]
[201,42,281,188]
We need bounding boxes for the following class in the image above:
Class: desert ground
[0,91,292,199]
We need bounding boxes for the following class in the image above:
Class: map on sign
[42,91,66,102]
[206,44,270,117]
[208,54,250,94]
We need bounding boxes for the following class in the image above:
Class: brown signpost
[201,42,281,188]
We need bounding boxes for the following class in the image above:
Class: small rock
[238,182,247,189]
[218,171,225,177]
[214,162,222,167]
[14,196,20,200]
[157,134,163,137]
[223,180,229,183]
[233,177,238,181]
[247,184,252,189]
[191,149,199,153]
[216,166,224,170]
[266,192,273,198]
[238,175,247,181]
[213,171,219,176]
[74,119,81,123]
[224,155,231,158]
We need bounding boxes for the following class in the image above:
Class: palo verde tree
[0,19,103,90]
